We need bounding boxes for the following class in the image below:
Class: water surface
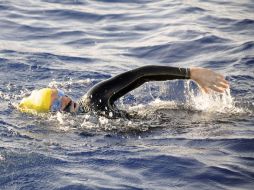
[0,0,254,189]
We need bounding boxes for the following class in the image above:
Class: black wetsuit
[77,65,190,118]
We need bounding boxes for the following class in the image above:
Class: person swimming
[18,65,229,118]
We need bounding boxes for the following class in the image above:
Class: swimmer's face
[51,89,76,112]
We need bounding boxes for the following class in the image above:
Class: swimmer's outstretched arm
[86,65,190,106]
[87,65,229,107]
[108,66,229,100]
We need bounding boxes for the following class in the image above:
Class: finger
[217,81,230,89]
[199,85,209,94]
[221,79,230,87]
[203,87,210,94]
[220,78,229,85]
[215,78,229,88]
[209,85,225,93]
[215,75,228,84]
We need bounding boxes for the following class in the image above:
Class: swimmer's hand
[190,67,229,93]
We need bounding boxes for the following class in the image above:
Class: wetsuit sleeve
[108,65,190,103]
[86,65,190,105]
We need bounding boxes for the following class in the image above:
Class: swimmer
[18,65,229,118]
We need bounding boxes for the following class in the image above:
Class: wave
[33,9,128,23]
[229,41,254,53]
[43,0,86,5]
[0,50,95,64]
[199,15,236,26]
[176,6,206,14]
[234,19,254,28]
[124,35,232,62]
[94,0,153,3]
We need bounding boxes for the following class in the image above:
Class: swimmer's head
[18,88,64,113]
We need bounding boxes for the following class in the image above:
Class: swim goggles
[51,89,65,112]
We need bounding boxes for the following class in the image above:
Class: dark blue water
[0,0,254,189]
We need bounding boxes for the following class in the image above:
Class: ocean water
[0,0,254,189]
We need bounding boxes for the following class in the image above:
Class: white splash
[48,112,74,131]
[126,81,247,116]
[99,116,109,125]
[56,112,64,125]
[186,87,245,114]
[0,155,5,161]
[48,78,92,89]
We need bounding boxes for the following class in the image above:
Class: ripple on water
[124,35,232,63]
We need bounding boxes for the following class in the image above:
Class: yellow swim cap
[18,88,53,113]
